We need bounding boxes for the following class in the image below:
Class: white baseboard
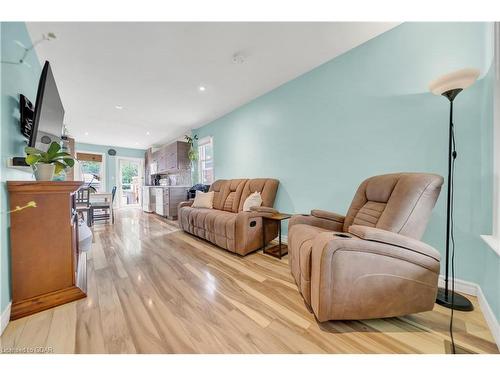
[438,275,500,350]
[476,286,500,352]
[0,302,11,336]
[438,275,478,296]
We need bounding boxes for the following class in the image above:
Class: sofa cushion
[343,173,444,239]
[220,179,248,213]
[192,190,214,208]
[178,206,238,251]
[238,178,279,211]
[242,192,262,212]
[209,179,228,211]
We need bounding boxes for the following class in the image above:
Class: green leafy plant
[184,134,199,161]
[25,141,75,175]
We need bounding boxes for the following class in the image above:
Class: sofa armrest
[289,213,344,232]
[348,225,441,262]
[235,208,278,234]
[311,209,345,223]
[234,208,279,255]
[178,200,194,209]
[249,206,278,214]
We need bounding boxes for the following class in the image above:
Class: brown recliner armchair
[288,173,444,321]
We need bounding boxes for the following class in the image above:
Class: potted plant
[25,142,75,181]
[184,134,199,165]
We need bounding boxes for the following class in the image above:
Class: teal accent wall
[193,23,499,320]
[1,22,41,313]
[76,142,145,193]
[0,20,145,313]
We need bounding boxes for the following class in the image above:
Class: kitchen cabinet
[145,141,190,177]
[154,187,168,216]
[150,142,190,174]
[151,186,188,219]
[142,186,155,212]
[157,147,166,173]
[144,149,153,184]
[145,148,159,177]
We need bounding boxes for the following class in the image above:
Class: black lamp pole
[435,87,474,311]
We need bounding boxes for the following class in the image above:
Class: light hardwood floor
[1,207,498,354]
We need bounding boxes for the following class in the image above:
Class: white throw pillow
[192,190,214,209]
[243,192,263,212]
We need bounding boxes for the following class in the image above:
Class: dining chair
[75,187,93,226]
[91,186,117,224]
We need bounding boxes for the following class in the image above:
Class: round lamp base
[436,287,474,311]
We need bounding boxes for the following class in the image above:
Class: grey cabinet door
[176,142,191,170]
[165,143,177,171]
[158,154,167,173]
[151,150,159,167]
[144,150,150,181]
[157,145,170,173]
[149,141,191,174]
[148,150,159,175]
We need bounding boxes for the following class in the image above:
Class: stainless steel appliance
[142,186,155,213]
[155,187,168,216]
[154,186,189,219]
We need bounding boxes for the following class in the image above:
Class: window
[76,152,105,192]
[198,136,214,184]
[482,23,500,256]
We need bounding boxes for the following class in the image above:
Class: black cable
[449,121,457,354]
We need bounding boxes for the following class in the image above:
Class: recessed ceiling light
[146,131,150,136]
[135,142,139,145]
[198,85,206,92]
[115,105,123,110]
[84,132,89,136]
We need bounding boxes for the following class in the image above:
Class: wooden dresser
[7,181,87,320]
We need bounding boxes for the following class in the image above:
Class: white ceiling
[27,22,399,150]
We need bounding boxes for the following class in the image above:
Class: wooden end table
[262,213,292,259]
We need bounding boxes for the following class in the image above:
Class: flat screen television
[28,61,65,150]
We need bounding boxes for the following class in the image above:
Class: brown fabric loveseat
[178,178,279,256]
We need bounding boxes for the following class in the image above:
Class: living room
[1,0,500,372]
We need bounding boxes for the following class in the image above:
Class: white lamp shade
[428,68,480,95]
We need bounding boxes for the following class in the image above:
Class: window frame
[494,23,500,239]
[481,22,500,257]
[75,150,107,193]
[197,136,214,185]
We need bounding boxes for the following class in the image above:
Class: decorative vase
[33,163,55,181]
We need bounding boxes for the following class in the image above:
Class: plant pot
[33,163,55,181]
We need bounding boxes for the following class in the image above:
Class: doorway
[116,157,144,208]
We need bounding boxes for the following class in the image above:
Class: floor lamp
[429,68,480,311]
